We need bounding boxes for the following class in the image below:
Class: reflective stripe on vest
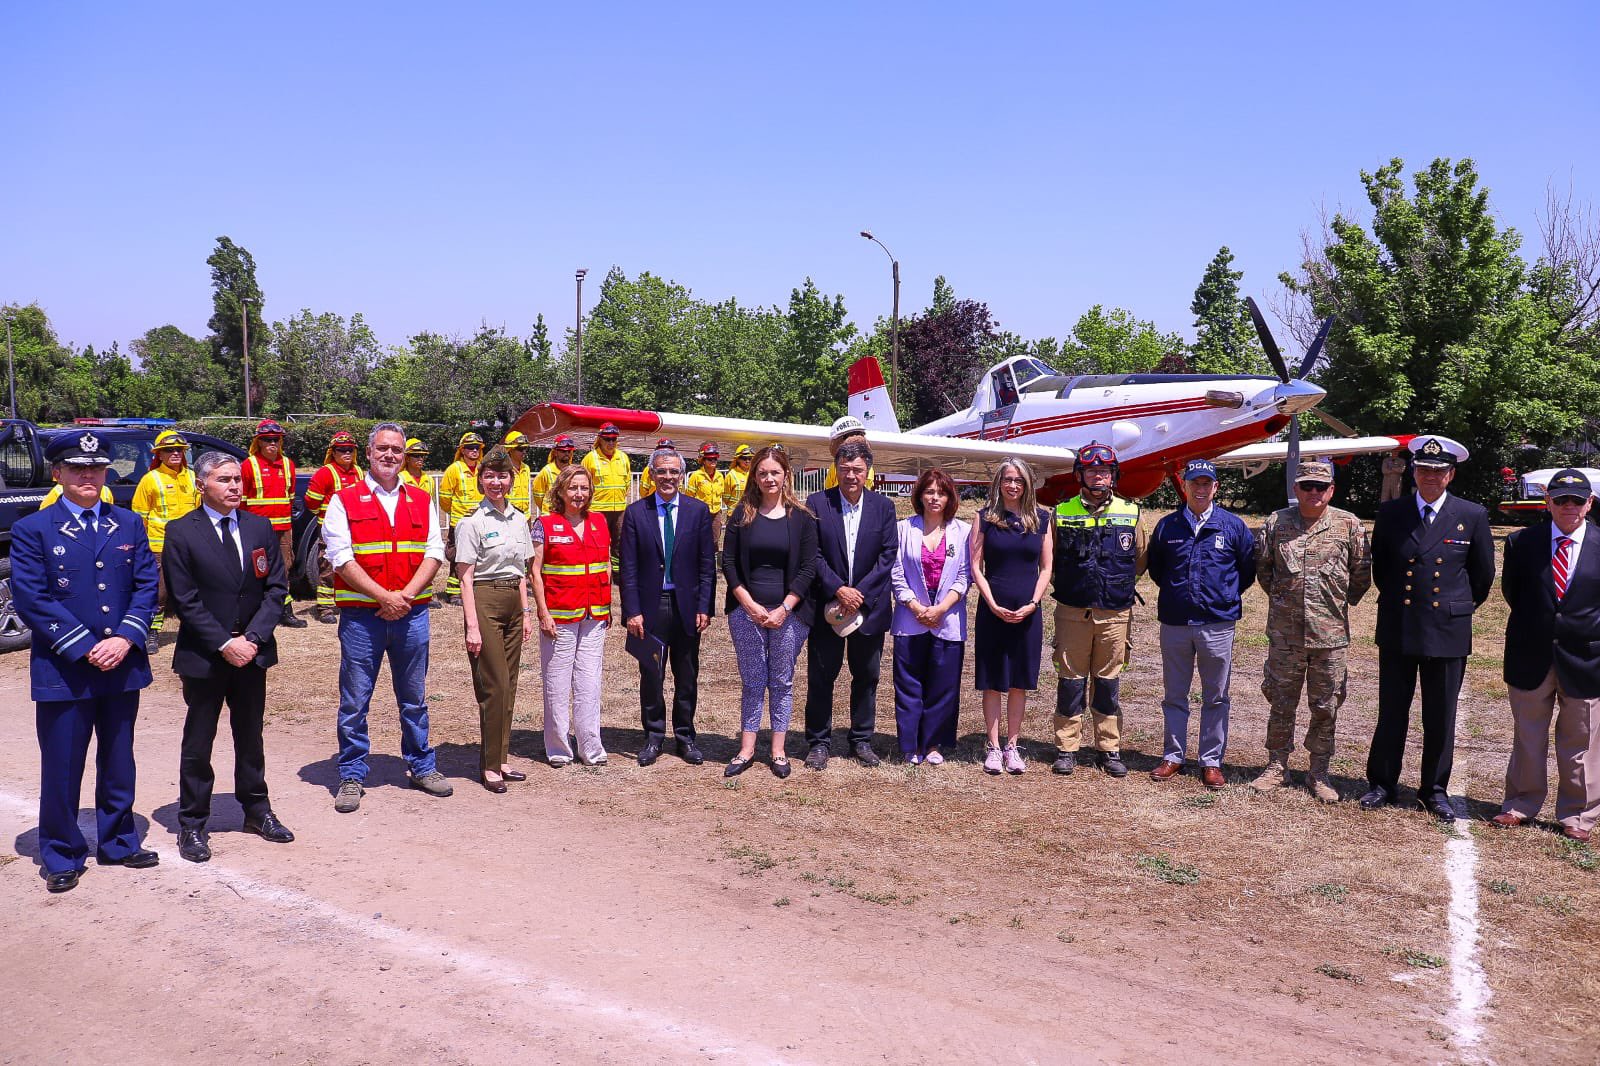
[243,455,295,530]
[538,512,611,621]
[331,483,436,606]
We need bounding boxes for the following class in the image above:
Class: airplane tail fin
[848,356,900,434]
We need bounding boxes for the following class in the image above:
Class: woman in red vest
[530,465,612,766]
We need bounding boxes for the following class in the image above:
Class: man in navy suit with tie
[162,451,295,862]
[1493,469,1600,843]
[12,431,160,892]
[1359,435,1496,821]
[803,440,898,770]
[619,445,716,766]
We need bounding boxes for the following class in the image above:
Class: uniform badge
[1421,438,1442,457]
[1118,531,1133,552]
[252,547,269,577]
[1214,534,1225,550]
[80,432,101,453]
[1456,523,1464,532]
[53,545,65,556]
[57,577,69,587]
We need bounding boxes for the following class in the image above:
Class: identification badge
[485,530,501,542]
[551,535,574,544]
[252,547,269,577]
[1214,534,1225,550]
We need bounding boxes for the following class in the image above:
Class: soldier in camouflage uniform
[1252,460,1372,802]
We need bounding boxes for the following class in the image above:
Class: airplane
[511,334,1407,503]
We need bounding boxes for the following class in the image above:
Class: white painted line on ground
[1446,779,1491,1062]
[0,787,802,1066]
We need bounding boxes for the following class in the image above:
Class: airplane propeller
[1244,297,1338,497]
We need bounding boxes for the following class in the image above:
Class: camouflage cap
[1296,460,1335,484]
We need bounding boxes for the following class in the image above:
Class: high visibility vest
[1052,494,1141,610]
[331,483,436,607]
[41,484,113,509]
[582,449,631,512]
[401,468,436,499]
[305,462,363,518]
[242,454,296,531]
[530,462,562,514]
[687,467,725,514]
[440,460,484,524]
[131,465,200,551]
[722,466,748,511]
[537,512,612,622]
[509,463,533,516]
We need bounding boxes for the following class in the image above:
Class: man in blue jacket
[1145,460,1256,790]
[12,431,161,892]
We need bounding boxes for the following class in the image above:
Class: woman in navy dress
[970,458,1052,774]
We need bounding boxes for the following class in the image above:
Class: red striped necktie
[1555,536,1573,600]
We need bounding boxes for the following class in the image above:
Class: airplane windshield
[1011,358,1057,386]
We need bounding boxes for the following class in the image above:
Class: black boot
[280,604,308,629]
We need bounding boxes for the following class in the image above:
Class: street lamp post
[859,231,901,411]
[240,297,254,418]
[574,268,588,404]
[3,312,16,419]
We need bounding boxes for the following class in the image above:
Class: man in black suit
[619,445,716,766]
[1359,435,1496,820]
[803,440,898,770]
[1492,469,1600,843]
[162,451,295,862]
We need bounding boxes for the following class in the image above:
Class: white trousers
[540,617,608,763]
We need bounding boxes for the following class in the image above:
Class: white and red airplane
[511,351,1408,502]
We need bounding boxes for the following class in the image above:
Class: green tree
[206,236,266,414]
[2,303,75,421]
[131,325,231,420]
[1190,246,1269,375]
[1060,305,1186,376]
[261,310,383,417]
[1281,156,1600,505]
[776,278,856,423]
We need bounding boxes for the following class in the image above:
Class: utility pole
[575,268,588,404]
[240,297,254,418]
[859,231,901,411]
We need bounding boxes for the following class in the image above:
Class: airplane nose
[1281,379,1326,415]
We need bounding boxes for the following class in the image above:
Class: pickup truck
[0,419,250,652]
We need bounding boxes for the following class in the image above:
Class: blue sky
[4,2,1596,358]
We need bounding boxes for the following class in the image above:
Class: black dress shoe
[637,741,662,767]
[771,758,791,780]
[502,769,527,782]
[46,869,82,893]
[852,741,882,768]
[481,775,508,794]
[724,756,754,778]
[279,608,308,629]
[1358,787,1393,811]
[178,828,212,863]
[242,811,296,843]
[100,848,159,869]
[679,740,705,766]
[804,745,830,771]
[1419,796,1457,822]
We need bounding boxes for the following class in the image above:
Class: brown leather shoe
[1490,811,1527,829]
[1562,824,1592,843]
[1201,766,1226,791]
[1150,760,1182,781]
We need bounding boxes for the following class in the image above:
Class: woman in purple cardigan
[890,468,971,764]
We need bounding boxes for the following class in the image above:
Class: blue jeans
[337,605,436,781]
[1159,621,1235,767]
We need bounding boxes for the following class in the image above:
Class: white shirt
[655,491,679,591]
[1553,518,1587,574]
[1183,504,1214,536]
[323,474,446,570]
[201,503,245,570]
[1416,491,1450,523]
[841,492,863,578]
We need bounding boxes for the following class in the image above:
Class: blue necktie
[79,509,97,535]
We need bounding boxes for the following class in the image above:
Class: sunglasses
[1552,495,1588,506]
[1296,481,1332,492]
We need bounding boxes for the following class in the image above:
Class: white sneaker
[925,750,945,766]
[983,745,1004,775]
[1003,745,1026,775]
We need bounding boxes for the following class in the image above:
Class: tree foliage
[1282,156,1600,505]
[895,277,1000,426]
[1058,305,1186,376]
[1190,247,1269,375]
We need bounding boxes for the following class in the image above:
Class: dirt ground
[4,514,1597,1066]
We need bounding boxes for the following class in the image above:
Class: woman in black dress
[970,458,1052,774]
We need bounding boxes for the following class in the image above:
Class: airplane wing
[510,402,1077,480]
[1214,435,1409,465]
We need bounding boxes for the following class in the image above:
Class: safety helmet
[654,437,676,449]
[329,431,358,449]
[1077,441,1119,475]
[699,442,720,459]
[733,444,753,459]
[253,419,285,439]
[552,434,576,450]
[502,430,530,449]
[458,431,485,448]
[829,415,866,443]
[598,423,621,439]
[404,437,430,456]
[152,429,188,451]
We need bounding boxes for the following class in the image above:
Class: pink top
[921,533,946,593]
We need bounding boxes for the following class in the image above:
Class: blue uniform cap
[46,431,114,467]
[1182,459,1218,481]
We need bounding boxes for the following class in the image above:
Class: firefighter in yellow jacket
[438,431,486,604]
[502,430,535,517]
[531,434,577,514]
[723,444,752,512]
[304,431,365,622]
[687,441,726,545]
[401,437,435,499]
[130,430,201,651]
[581,422,631,555]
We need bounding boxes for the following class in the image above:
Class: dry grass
[230,512,1600,1062]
